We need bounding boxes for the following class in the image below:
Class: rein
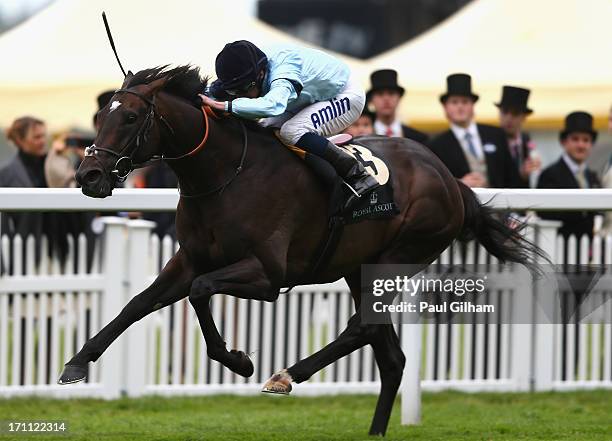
[178,117,248,199]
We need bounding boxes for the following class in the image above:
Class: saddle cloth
[280,133,399,224]
[330,142,398,224]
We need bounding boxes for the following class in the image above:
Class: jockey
[200,40,379,210]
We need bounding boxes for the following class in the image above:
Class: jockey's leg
[278,75,379,210]
[296,133,379,211]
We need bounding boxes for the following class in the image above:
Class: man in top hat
[367,69,428,144]
[600,104,612,234]
[428,73,521,188]
[94,90,115,131]
[496,86,541,187]
[537,111,601,238]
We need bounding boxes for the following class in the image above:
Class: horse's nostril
[81,170,102,185]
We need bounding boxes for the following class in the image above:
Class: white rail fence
[0,189,610,425]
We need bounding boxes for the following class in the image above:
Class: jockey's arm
[229,79,298,119]
[200,79,297,119]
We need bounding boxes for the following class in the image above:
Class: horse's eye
[125,113,138,124]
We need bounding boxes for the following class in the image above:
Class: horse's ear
[120,70,134,88]
[146,76,169,97]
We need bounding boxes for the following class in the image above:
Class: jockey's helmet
[215,40,267,97]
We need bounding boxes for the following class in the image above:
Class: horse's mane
[126,64,275,136]
[125,65,208,108]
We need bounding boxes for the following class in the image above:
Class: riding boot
[321,141,379,211]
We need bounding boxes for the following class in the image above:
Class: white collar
[450,121,477,140]
[562,152,584,175]
[374,119,402,136]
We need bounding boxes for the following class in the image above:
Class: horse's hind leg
[347,270,406,436]
[265,270,372,393]
[265,271,402,437]
[266,310,370,393]
[368,324,405,436]
[270,250,436,435]
[364,241,450,435]
[188,255,279,377]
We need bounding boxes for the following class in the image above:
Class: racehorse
[59,65,543,436]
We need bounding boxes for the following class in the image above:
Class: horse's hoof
[262,369,293,395]
[58,364,87,385]
[227,350,254,378]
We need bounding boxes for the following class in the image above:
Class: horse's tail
[456,179,548,274]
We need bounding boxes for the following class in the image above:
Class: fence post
[123,219,156,397]
[532,219,561,391]
[510,220,542,392]
[98,217,129,399]
[401,323,422,425]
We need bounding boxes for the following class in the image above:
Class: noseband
[85,88,210,182]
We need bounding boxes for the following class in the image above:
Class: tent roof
[0,0,365,130]
[2,0,611,132]
[368,0,612,130]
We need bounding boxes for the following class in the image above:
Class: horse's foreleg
[58,250,194,384]
[188,255,278,378]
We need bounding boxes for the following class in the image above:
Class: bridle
[84,88,211,182]
[84,86,248,198]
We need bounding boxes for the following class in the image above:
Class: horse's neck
[159,94,299,197]
[165,113,250,196]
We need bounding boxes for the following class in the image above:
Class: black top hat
[495,86,533,114]
[440,73,479,103]
[366,69,405,101]
[97,90,115,111]
[93,90,116,128]
[560,111,597,142]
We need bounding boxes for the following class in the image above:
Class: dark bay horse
[59,66,541,436]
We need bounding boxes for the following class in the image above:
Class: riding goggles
[224,81,257,97]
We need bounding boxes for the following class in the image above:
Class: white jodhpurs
[261,74,366,146]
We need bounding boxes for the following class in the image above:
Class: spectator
[537,111,601,239]
[46,131,98,268]
[345,108,375,137]
[598,105,612,235]
[45,131,93,188]
[367,69,428,143]
[496,86,541,187]
[1,117,48,242]
[428,73,521,188]
[94,90,115,131]
[0,117,55,266]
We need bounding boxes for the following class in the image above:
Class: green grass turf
[0,391,610,440]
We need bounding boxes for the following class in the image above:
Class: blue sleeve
[231,79,298,119]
